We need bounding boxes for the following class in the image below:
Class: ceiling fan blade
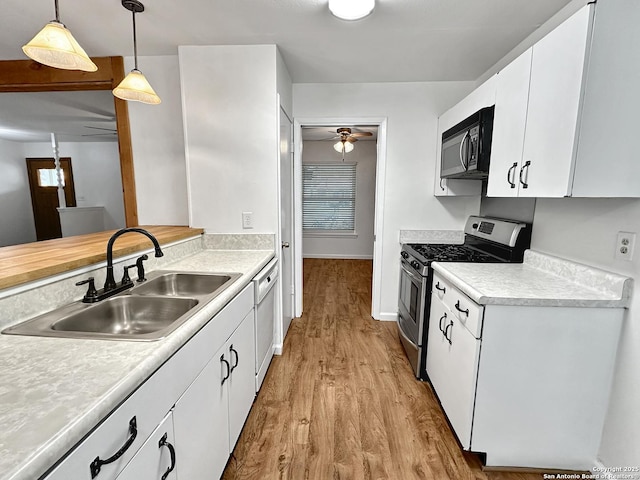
[84,126,117,132]
[346,137,358,143]
[349,132,373,138]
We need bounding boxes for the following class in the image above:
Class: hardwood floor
[222,259,543,480]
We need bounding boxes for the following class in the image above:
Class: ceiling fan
[81,126,117,137]
[331,127,373,158]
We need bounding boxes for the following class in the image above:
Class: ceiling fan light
[113,69,162,105]
[334,140,354,153]
[22,21,97,72]
[328,0,375,20]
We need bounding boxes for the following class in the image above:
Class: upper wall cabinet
[488,0,640,198]
[434,75,496,197]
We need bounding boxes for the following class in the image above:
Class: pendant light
[328,0,375,21]
[112,0,161,105]
[22,0,97,72]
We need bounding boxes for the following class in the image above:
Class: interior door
[26,157,76,241]
[279,107,294,340]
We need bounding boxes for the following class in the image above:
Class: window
[302,163,356,232]
[37,168,65,187]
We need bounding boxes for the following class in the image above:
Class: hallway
[223,259,543,480]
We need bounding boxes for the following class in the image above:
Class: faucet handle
[76,277,98,303]
[121,264,137,285]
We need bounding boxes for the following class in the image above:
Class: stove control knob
[472,223,479,229]
[410,261,420,270]
[401,251,409,259]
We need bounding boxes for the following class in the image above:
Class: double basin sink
[3,271,242,341]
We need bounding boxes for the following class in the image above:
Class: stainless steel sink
[51,296,199,335]
[131,273,236,297]
[2,270,242,341]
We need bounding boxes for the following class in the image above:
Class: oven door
[398,260,425,344]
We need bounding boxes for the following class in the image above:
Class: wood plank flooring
[222,259,543,480]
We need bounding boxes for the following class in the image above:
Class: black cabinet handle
[90,417,137,478]
[435,282,446,293]
[507,162,518,188]
[221,354,231,385]
[444,321,453,345]
[454,301,469,317]
[519,161,531,189]
[438,313,447,333]
[229,344,239,373]
[158,433,176,480]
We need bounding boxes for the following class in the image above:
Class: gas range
[397,216,532,380]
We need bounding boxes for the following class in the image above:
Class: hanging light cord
[53,0,60,22]
[131,9,138,70]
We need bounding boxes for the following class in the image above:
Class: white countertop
[0,249,274,480]
[432,250,632,308]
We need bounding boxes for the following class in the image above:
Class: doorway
[26,157,77,241]
[293,117,388,320]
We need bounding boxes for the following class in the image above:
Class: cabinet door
[227,310,256,449]
[173,345,230,480]
[115,413,176,480]
[486,48,532,198]
[433,75,496,197]
[519,5,591,197]
[425,296,480,449]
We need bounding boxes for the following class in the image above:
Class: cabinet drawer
[45,358,178,480]
[432,272,483,338]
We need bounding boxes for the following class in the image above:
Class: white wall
[22,141,125,230]
[531,198,640,469]
[179,45,280,233]
[126,55,190,226]
[302,140,376,259]
[293,82,480,319]
[0,138,36,246]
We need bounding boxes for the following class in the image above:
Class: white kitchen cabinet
[426,294,481,449]
[433,75,496,197]
[488,0,640,198]
[427,272,624,470]
[114,413,176,480]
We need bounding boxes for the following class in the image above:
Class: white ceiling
[0,0,575,83]
[0,0,576,142]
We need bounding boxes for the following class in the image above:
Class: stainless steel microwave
[440,105,494,179]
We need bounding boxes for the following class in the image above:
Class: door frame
[293,116,388,320]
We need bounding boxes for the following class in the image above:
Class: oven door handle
[397,314,418,349]
[400,263,423,283]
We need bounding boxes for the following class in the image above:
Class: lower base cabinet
[173,309,255,479]
[115,413,177,480]
[43,283,256,480]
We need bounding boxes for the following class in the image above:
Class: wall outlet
[242,212,253,229]
[615,231,636,261]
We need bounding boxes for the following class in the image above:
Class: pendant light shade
[113,69,161,105]
[329,0,375,21]
[22,1,97,72]
[113,0,161,105]
[334,140,354,153]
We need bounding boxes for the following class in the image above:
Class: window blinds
[302,163,356,231]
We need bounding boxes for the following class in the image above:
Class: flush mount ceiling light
[328,0,375,20]
[22,0,97,72]
[112,0,161,105]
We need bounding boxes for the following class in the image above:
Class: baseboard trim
[273,343,283,355]
[302,253,374,260]
[377,312,398,322]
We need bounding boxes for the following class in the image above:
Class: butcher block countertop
[0,226,204,291]
[432,250,633,308]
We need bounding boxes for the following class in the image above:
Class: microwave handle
[459,130,471,170]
